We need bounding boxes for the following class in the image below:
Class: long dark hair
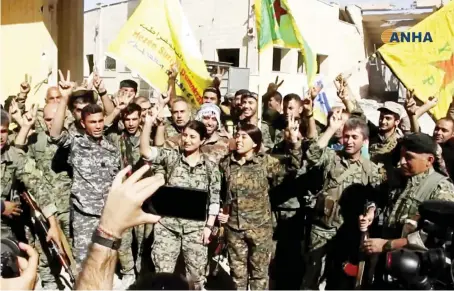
[184,120,208,141]
[236,123,262,152]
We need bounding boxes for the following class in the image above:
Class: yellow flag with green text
[378,1,454,119]
[107,0,212,107]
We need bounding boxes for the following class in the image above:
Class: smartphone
[142,185,208,221]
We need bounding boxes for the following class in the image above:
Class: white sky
[84,0,416,11]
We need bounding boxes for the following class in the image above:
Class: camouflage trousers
[226,224,273,290]
[119,228,135,276]
[118,224,152,276]
[151,223,207,289]
[57,211,71,244]
[135,223,153,273]
[29,229,65,290]
[72,208,100,272]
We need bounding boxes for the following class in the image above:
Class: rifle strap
[412,170,447,203]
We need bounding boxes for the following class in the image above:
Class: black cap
[400,133,437,156]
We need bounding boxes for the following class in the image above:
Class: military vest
[315,156,373,229]
[386,171,448,237]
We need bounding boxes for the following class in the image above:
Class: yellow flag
[378,2,454,119]
[107,0,212,107]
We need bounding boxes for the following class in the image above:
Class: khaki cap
[378,101,401,118]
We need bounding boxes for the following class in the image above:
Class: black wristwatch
[383,240,392,253]
[92,230,122,250]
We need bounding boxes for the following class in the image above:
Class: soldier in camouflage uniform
[369,102,402,172]
[269,97,319,289]
[1,109,64,289]
[105,102,151,282]
[164,97,191,139]
[29,103,73,240]
[165,103,231,163]
[302,116,384,290]
[50,91,120,271]
[360,133,454,288]
[220,122,302,290]
[235,92,275,152]
[141,120,221,290]
[35,86,75,134]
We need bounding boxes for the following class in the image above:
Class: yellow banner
[378,1,454,120]
[107,0,212,107]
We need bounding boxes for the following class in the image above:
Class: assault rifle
[210,203,231,276]
[343,202,370,289]
[20,191,75,288]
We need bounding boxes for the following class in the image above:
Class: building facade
[1,0,84,106]
[82,0,446,105]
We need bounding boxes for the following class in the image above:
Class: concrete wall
[1,0,84,106]
[83,0,141,95]
[83,0,370,103]
[182,0,369,103]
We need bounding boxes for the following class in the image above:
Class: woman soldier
[219,116,302,290]
[140,117,220,290]
[162,103,232,164]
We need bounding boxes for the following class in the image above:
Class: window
[217,49,240,67]
[105,56,116,71]
[316,54,328,74]
[272,48,281,71]
[86,54,94,74]
[138,78,152,97]
[272,48,290,72]
[339,9,354,24]
[297,51,305,73]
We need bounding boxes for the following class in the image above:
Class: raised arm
[167,65,178,105]
[14,105,38,146]
[302,95,317,140]
[93,70,115,116]
[334,76,356,114]
[50,70,72,138]
[404,89,421,133]
[104,91,133,126]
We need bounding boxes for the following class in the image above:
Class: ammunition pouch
[315,190,342,229]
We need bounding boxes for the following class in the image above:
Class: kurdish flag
[254,0,317,86]
[378,1,454,120]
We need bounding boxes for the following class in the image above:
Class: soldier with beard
[105,102,148,285]
[369,102,402,173]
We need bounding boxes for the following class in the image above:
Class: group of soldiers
[1,67,454,290]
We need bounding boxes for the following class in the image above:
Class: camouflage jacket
[164,131,231,164]
[383,168,454,240]
[307,142,385,232]
[27,131,72,214]
[222,149,301,231]
[107,130,141,169]
[1,145,57,229]
[369,130,399,167]
[50,130,120,215]
[144,147,221,234]
[35,108,74,134]
[261,121,280,152]
[164,120,183,139]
